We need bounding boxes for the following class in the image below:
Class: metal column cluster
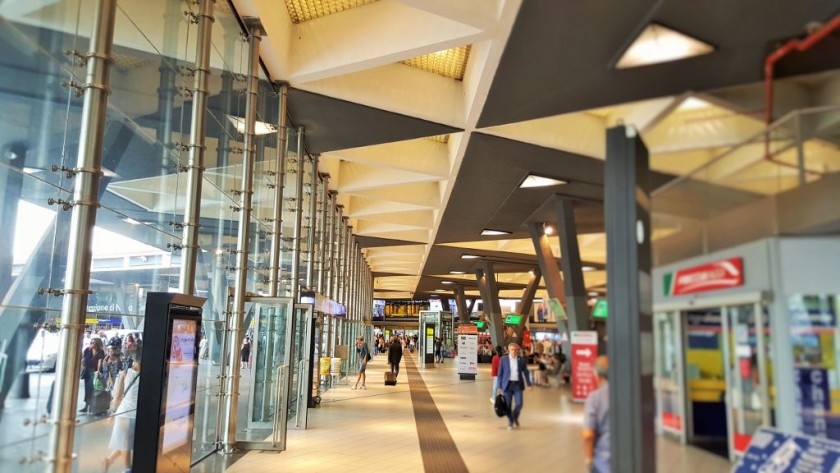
[33,1,378,467]
[267,84,288,298]
[178,0,214,295]
[223,19,262,452]
[47,1,118,470]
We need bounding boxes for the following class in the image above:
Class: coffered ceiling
[231,0,840,301]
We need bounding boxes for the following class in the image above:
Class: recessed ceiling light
[588,291,599,297]
[435,289,448,292]
[430,294,440,298]
[227,115,277,136]
[543,224,555,235]
[481,229,511,236]
[616,23,714,69]
[441,281,454,285]
[520,174,567,189]
[678,96,712,111]
[461,254,480,259]
[123,217,141,225]
[582,266,596,272]
[449,270,466,274]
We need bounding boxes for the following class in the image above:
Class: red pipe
[763,15,840,175]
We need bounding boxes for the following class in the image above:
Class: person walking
[582,356,610,473]
[240,338,251,369]
[388,337,403,378]
[80,338,105,413]
[103,349,141,473]
[352,336,370,390]
[496,342,532,430]
[490,345,503,402]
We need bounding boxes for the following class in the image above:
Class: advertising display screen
[160,318,199,457]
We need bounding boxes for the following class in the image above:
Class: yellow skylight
[401,45,472,80]
[284,0,378,24]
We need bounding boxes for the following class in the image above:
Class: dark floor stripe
[405,356,469,473]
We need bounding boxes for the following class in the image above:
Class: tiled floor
[219,354,733,473]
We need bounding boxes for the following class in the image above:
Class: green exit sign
[476,321,486,330]
[592,299,608,319]
[504,314,523,325]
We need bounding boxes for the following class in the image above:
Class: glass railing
[652,104,840,263]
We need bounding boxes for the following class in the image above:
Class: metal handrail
[652,103,840,197]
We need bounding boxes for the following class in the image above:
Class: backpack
[108,336,122,348]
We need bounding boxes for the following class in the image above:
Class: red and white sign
[668,257,744,296]
[571,331,599,402]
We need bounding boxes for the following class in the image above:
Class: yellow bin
[319,357,331,375]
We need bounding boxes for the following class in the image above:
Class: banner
[663,257,743,296]
[734,427,840,472]
[457,334,478,375]
[571,331,599,402]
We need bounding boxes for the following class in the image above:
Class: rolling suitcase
[384,371,397,386]
[90,390,112,416]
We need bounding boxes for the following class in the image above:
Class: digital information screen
[160,318,199,460]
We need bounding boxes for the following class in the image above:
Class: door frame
[653,310,687,444]
[236,296,295,451]
[289,303,314,430]
[654,291,773,461]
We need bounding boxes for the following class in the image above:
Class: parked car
[26,329,60,372]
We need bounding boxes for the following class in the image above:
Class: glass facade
[0,0,371,470]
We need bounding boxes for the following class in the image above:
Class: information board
[571,331,599,402]
[457,334,478,376]
[734,427,840,472]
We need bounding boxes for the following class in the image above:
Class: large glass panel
[287,305,312,430]
[725,303,767,456]
[0,0,87,470]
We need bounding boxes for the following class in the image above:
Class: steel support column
[325,194,338,299]
[475,261,503,347]
[529,223,570,337]
[267,84,288,297]
[554,198,590,332]
[305,157,319,289]
[454,286,470,323]
[290,128,305,301]
[317,174,330,293]
[48,0,117,470]
[178,0,214,294]
[514,267,541,318]
[222,21,261,452]
[605,125,655,473]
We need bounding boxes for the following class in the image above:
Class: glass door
[654,311,686,442]
[288,304,313,430]
[723,303,770,459]
[236,297,294,451]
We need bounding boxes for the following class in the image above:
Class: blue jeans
[491,376,498,398]
[504,382,524,426]
[390,362,399,375]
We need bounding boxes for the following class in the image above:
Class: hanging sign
[571,331,599,402]
[664,257,744,296]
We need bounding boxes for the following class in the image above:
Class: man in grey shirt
[582,356,610,473]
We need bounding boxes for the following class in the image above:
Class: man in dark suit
[496,343,533,430]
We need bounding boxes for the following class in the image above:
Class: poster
[457,331,478,375]
[734,427,840,472]
[571,331,599,402]
[161,319,198,454]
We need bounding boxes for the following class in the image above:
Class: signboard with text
[663,257,744,296]
[457,334,478,377]
[734,427,840,472]
[571,331,599,402]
